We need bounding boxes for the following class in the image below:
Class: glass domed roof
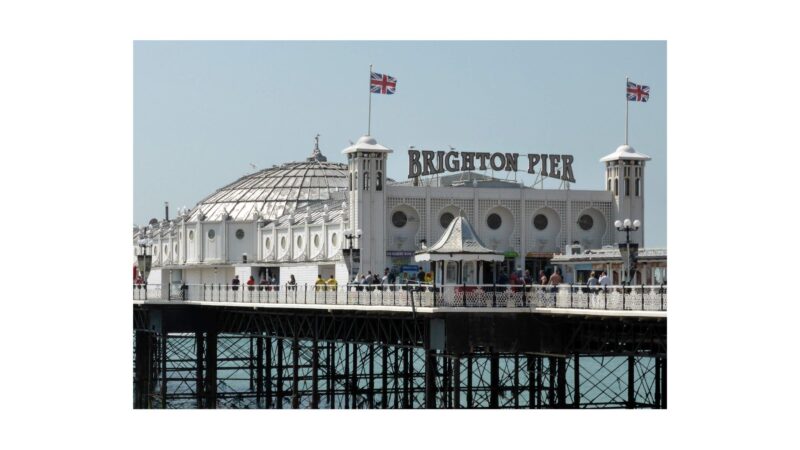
[188,143,348,222]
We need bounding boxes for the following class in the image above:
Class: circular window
[296,235,303,248]
[265,237,272,250]
[314,234,320,247]
[235,229,245,240]
[487,213,502,230]
[208,229,215,239]
[189,230,194,241]
[533,214,548,230]
[280,236,286,249]
[440,212,454,229]
[163,245,168,256]
[331,233,339,247]
[174,243,178,255]
[392,211,408,228]
[578,214,594,231]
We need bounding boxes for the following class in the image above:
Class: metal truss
[135,332,666,409]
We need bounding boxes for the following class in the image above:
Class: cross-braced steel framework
[135,334,666,409]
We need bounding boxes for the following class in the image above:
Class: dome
[188,147,348,222]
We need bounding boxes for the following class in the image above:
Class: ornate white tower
[600,144,651,246]
[342,135,393,277]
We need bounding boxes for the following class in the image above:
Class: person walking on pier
[231,275,240,291]
[315,274,326,291]
[247,275,255,292]
[327,274,338,292]
[598,271,609,288]
[288,274,297,291]
[587,271,598,289]
[548,270,562,307]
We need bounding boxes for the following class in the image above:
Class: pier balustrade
[132,282,667,312]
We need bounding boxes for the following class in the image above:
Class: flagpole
[625,76,629,145]
[368,64,373,136]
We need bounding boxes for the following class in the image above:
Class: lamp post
[137,226,154,287]
[344,229,362,282]
[614,219,641,285]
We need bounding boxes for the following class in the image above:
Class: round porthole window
[440,212,454,229]
[578,214,594,231]
[174,243,178,255]
[280,236,286,249]
[163,245,168,256]
[314,234,320,247]
[189,230,194,241]
[331,233,339,247]
[392,211,408,228]
[533,214,548,231]
[487,213,502,230]
[235,229,245,239]
[265,237,272,250]
[208,229,215,239]
[296,235,303,248]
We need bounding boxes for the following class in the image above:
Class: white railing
[133,282,667,312]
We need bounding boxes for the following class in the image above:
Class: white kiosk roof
[415,216,504,262]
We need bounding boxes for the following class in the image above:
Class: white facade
[133,136,652,288]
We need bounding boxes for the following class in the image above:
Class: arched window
[376,171,382,191]
[607,178,611,191]
[363,171,369,190]
[349,173,352,191]
[614,178,619,195]
[625,178,630,196]
[635,178,640,196]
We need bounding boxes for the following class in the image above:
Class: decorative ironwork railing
[133,282,667,312]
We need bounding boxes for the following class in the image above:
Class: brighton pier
[133,133,666,409]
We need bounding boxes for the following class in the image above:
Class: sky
[134,41,666,247]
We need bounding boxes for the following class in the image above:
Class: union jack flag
[370,72,397,95]
[627,81,650,102]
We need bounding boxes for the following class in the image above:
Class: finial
[307,134,327,162]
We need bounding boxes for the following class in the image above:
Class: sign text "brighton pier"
[407,150,576,183]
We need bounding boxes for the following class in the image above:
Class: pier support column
[328,341,335,408]
[134,330,154,409]
[291,336,300,409]
[368,344,375,409]
[556,357,566,408]
[265,336,272,409]
[351,343,358,409]
[160,329,168,409]
[573,354,581,409]
[466,355,473,409]
[453,355,461,409]
[256,334,264,408]
[195,332,204,409]
[381,345,388,409]
[490,351,499,409]
[627,355,635,409]
[311,338,319,409]
[424,349,437,409]
[276,338,284,409]
[662,357,667,409]
[205,331,217,409]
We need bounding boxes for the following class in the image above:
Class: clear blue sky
[134,41,666,247]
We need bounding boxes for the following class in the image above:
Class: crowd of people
[222,267,613,293]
